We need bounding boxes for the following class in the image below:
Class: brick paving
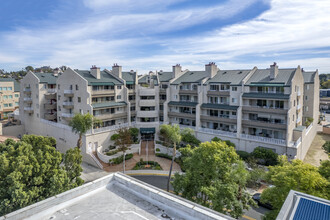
[95,141,181,173]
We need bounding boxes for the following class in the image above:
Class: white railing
[61,113,74,118]
[297,104,301,110]
[24,107,33,111]
[296,117,301,123]
[244,105,288,110]
[64,89,73,94]
[297,90,301,96]
[90,152,103,169]
[242,118,286,125]
[198,127,237,137]
[63,101,74,106]
[47,89,57,93]
[23,97,32,101]
[250,91,284,94]
[201,114,237,120]
[240,134,286,145]
[306,124,312,135]
[93,122,130,134]
[40,118,72,130]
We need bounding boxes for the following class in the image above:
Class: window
[44,84,47,89]
[9,103,13,107]
[293,100,295,106]
[117,95,121,100]
[210,85,219,91]
[232,87,237,91]
[232,98,237,104]
[76,85,79,90]
[78,97,81,103]
[36,84,38,89]
[37,113,39,118]
[8,87,12,91]
[59,106,61,111]
[58,95,61,100]
[0,87,2,91]
[117,86,122,89]
[175,95,178,100]
[15,94,19,97]
[130,106,136,111]
[80,109,83,114]
[293,115,294,121]
[15,102,19,106]
[3,95,7,99]
[8,95,12,99]
[305,96,308,100]
[3,87,7,91]
[4,104,8,107]
[58,84,60,89]
[232,111,236,115]
[306,85,310,90]
[36,94,38,99]
[306,106,309,112]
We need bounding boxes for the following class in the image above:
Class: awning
[140,127,156,134]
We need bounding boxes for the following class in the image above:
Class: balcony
[207,90,230,96]
[139,88,156,96]
[198,127,237,137]
[61,113,74,119]
[296,104,301,110]
[242,105,288,114]
[140,99,156,106]
[94,112,127,120]
[45,103,57,110]
[48,89,57,93]
[296,117,301,124]
[23,88,31,94]
[242,119,286,130]
[23,97,32,104]
[137,110,158,118]
[63,101,74,109]
[45,93,56,99]
[91,89,115,96]
[168,111,196,119]
[24,107,33,113]
[200,114,237,124]
[179,89,198,95]
[240,133,286,146]
[45,113,57,120]
[297,90,301,96]
[64,90,74,97]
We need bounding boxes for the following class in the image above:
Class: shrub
[236,151,250,161]
[109,153,133,164]
[156,153,172,160]
[212,137,222,142]
[181,129,201,146]
[156,148,160,152]
[106,149,119,156]
[251,147,278,166]
[132,161,162,170]
[111,134,120,141]
[224,140,235,148]
[108,145,116,150]
[305,117,314,127]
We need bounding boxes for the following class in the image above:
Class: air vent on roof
[190,72,194,75]
[238,71,242,74]
[223,71,227,74]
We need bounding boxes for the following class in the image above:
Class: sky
[0,0,330,73]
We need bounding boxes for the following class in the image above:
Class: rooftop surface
[277,190,330,220]
[302,71,316,83]
[1,173,232,220]
[207,70,252,85]
[171,71,208,85]
[158,71,173,82]
[76,70,123,86]
[122,71,136,84]
[34,72,58,85]
[245,68,296,86]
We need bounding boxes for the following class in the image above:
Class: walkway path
[95,141,181,173]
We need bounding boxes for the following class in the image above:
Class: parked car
[252,193,273,210]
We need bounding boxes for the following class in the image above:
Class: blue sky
[1,0,330,73]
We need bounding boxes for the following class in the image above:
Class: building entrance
[140,127,155,141]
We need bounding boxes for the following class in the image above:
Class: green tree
[25,66,34,72]
[114,128,133,155]
[322,141,330,155]
[319,160,330,181]
[129,127,139,143]
[251,147,278,166]
[69,113,99,149]
[63,147,84,185]
[261,156,330,220]
[180,128,200,146]
[160,124,182,192]
[0,135,83,215]
[321,80,330,89]
[172,141,254,218]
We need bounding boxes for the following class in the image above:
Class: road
[131,175,269,220]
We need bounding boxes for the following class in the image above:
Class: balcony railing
[240,134,286,145]
[249,90,284,94]
[63,101,74,106]
[297,90,301,96]
[244,105,287,110]
[47,89,57,93]
[64,90,74,96]
[202,114,237,119]
[244,118,285,125]
[297,104,301,110]
[198,127,237,137]
[92,122,130,134]
[296,117,301,123]
[61,113,74,118]
[24,107,33,111]
[23,97,32,102]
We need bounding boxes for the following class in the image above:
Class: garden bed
[133,160,162,170]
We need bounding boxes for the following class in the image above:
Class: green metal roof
[201,103,239,110]
[34,72,57,84]
[0,78,20,92]
[246,68,296,86]
[171,71,207,85]
[158,72,173,82]
[242,93,290,99]
[76,70,123,86]
[140,127,155,134]
[138,75,159,86]
[207,70,251,85]
[122,72,136,84]
[168,101,198,107]
[92,101,127,109]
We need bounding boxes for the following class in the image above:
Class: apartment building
[0,78,20,119]
[19,62,319,162]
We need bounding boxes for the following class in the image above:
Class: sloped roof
[0,78,20,92]
[34,72,58,84]
[158,72,173,82]
[76,70,123,86]
[138,75,158,86]
[171,71,208,85]
[246,68,296,86]
[207,70,251,85]
[122,71,136,84]
[302,71,316,83]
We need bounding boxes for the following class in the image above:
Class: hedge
[155,153,172,160]
[109,153,133,164]
[236,151,251,161]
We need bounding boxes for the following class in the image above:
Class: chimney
[270,62,278,80]
[172,64,182,78]
[112,63,122,78]
[53,68,60,77]
[90,65,100,79]
[205,62,217,78]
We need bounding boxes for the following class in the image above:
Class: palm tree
[160,124,182,192]
[69,113,99,149]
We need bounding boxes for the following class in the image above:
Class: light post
[123,152,126,173]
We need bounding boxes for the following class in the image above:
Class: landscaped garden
[132,159,162,170]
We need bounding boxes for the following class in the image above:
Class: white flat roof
[1,173,233,220]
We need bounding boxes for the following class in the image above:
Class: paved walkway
[95,141,181,173]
